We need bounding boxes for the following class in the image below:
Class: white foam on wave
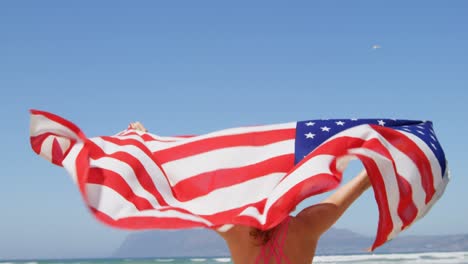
[213,257,231,263]
[190,258,207,262]
[313,251,468,263]
[0,263,38,264]
[155,259,174,262]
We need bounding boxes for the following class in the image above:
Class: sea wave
[313,251,468,263]
[0,262,38,264]
[0,252,466,264]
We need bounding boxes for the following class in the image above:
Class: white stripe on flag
[185,172,285,215]
[39,136,54,163]
[62,142,84,184]
[348,147,403,241]
[30,113,81,139]
[398,130,443,190]
[416,168,450,221]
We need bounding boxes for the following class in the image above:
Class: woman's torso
[219,216,319,264]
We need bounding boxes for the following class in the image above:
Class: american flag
[29,110,449,250]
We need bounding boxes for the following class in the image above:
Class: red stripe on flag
[266,173,342,229]
[173,135,197,138]
[172,154,295,201]
[154,128,296,164]
[30,133,50,156]
[51,137,64,165]
[355,154,394,251]
[396,176,417,230]
[197,199,268,228]
[90,208,209,230]
[371,125,436,204]
[76,145,91,200]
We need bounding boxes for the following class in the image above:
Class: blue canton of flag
[295,118,447,177]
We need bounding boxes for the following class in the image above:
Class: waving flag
[29,110,449,250]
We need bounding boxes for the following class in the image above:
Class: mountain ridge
[113,227,468,258]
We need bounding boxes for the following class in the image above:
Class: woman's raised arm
[295,169,371,237]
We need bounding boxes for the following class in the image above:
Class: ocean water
[2,252,467,264]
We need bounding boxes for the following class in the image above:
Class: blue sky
[0,0,467,260]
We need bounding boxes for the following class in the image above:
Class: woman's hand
[130,121,148,132]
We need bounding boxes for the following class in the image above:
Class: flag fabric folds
[29,110,449,250]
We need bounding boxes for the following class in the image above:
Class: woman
[130,122,372,264]
[217,169,370,264]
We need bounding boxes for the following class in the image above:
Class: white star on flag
[378,120,386,126]
[321,126,331,132]
[305,122,315,126]
[305,132,315,139]
[335,121,345,126]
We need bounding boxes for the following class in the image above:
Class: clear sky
[0,0,467,260]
